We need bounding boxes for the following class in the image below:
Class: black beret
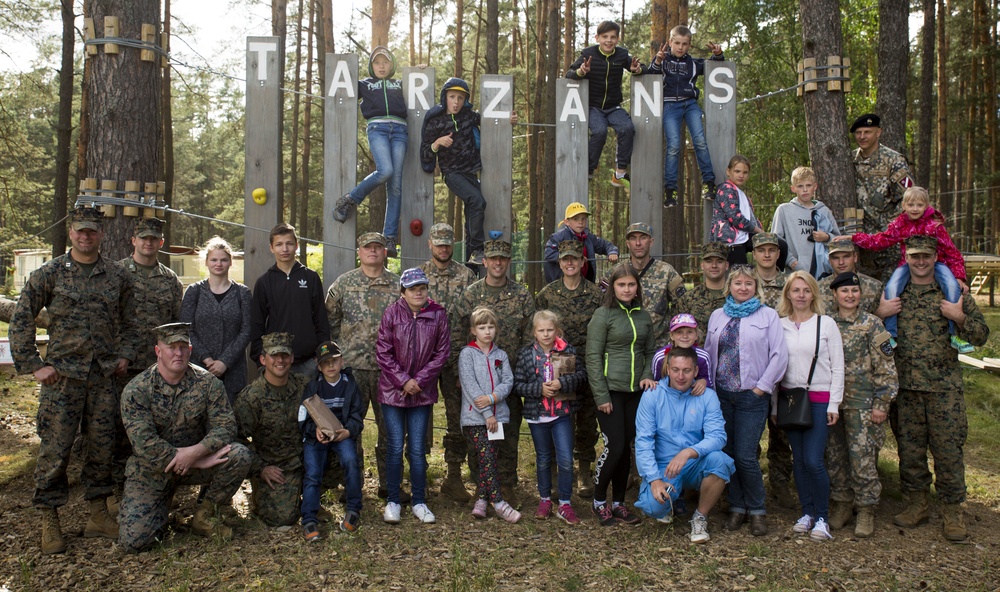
[850,113,880,133]
[830,272,860,291]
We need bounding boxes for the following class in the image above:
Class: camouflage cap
[827,235,856,254]
[357,232,387,248]
[904,234,937,256]
[557,240,584,259]
[262,332,294,356]
[153,322,191,345]
[315,340,342,364]
[134,217,164,238]
[625,222,653,238]
[429,223,455,246]
[701,241,729,260]
[483,239,512,259]
[752,232,780,249]
[70,206,104,231]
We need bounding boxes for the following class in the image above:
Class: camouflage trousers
[250,470,303,527]
[354,369,388,489]
[118,443,252,553]
[573,381,598,464]
[499,390,523,488]
[112,371,143,488]
[826,408,886,507]
[766,418,793,489]
[896,388,968,504]
[439,363,468,466]
[33,364,116,508]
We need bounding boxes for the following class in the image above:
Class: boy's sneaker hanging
[611,170,630,188]
[702,182,717,201]
[951,335,975,354]
[663,188,678,208]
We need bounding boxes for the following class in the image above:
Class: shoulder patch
[889,168,914,188]
[873,330,894,359]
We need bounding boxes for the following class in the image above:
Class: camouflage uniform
[893,261,989,504]
[827,309,898,507]
[326,255,400,489]
[118,362,251,553]
[621,259,686,347]
[451,241,535,487]
[675,284,725,338]
[10,217,140,508]
[535,247,603,464]
[756,272,787,311]
[421,254,476,467]
[233,343,309,527]
[853,143,914,281]
[819,272,883,317]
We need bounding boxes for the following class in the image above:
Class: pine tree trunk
[299,0,313,260]
[371,0,393,47]
[963,0,980,251]
[875,0,909,154]
[161,0,174,263]
[455,0,464,76]
[53,0,74,257]
[936,0,949,218]
[289,0,304,232]
[563,0,575,68]
[917,0,934,189]
[273,0,287,220]
[485,0,499,74]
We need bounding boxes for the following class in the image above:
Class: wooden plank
[960,354,1000,374]
[983,357,1000,366]
[629,75,663,257]
[479,75,515,244]
[803,57,818,92]
[323,54,360,285]
[399,67,436,268]
[703,61,737,242]
[827,55,842,91]
[244,37,283,291]
[555,79,589,229]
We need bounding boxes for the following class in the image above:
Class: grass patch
[0,445,36,487]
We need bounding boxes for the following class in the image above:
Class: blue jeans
[636,450,734,520]
[528,415,575,502]
[884,262,960,337]
[588,106,634,172]
[302,437,362,523]
[785,402,831,521]
[381,403,431,505]
[349,121,406,239]
[717,388,769,515]
[662,98,715,190]
[443,172,486,257]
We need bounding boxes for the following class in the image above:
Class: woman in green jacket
[586,263,658,526]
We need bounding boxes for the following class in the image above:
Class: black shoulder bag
[776,316,821,430]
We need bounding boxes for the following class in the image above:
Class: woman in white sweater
[773,271,844,541]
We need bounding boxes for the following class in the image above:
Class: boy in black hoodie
[566,21,647,187]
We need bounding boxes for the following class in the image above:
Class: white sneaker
[383,502,401,524]
[411,503,436,524]
[810,518,833,541]
[689,515,710,543]
[793,514,815,533]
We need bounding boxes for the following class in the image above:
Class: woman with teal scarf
[704,265,788,536]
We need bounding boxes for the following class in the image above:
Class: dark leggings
[594,390,641,504]
[464,425,502,503]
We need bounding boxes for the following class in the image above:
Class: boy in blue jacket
[299,341,365,541]
[543,202,619,283]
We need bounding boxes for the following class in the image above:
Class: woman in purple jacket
[376,268,450,525]
[704,265,788,536]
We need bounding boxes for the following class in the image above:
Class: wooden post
[803,57,818,92]
[399,67,435,268]
[84,18,98,57]
[140,24,156,62]
[103,16,119,55]
[630,75,663,257]
[81,178,98,207]
[703,61,737,242]
[555,79,589,231]
[323,54,359,285]
[244,37,283,291]
[155,181,166,219]
[479,75,515,244]
[123,180,140,216]
[827,56,842,91]
[143,182,157,217]
[100,180,117,217]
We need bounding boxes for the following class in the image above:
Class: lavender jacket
[704,305,787,394]
[376,297,450,407]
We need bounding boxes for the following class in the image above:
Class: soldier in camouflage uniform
[119,323,251,553]
[851,113,916,281]
[818,236,889,318]
[750,232,794,507]
[233,332,309,527]
[891,236,989,541]
[617,222,686,347]
[326,232,400,497]
[825,272,898,537]
[419,223,477,501]
[113,217,183,500]
[535,240,603,497]
[675,242,729,337]
[10,207,140,554]
[451,239,534,499]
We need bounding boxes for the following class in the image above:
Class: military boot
[771,484,797,509]
[84,497,119,539]
[577,461,594,498]
[39,508,66,555]
[441,462,471,502]
[941,504,968,541]
[893,490,930,528]
[828,500,854,530]
[191,500,233,540]
[106,484,123,516]
[854,506,875,538]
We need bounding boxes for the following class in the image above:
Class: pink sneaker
[535,499,553,520]
[471,499,488,519]
[494,501,522,523]
[556,503,581,525]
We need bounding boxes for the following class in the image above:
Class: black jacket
[249,261,331,364]
[420,77,482,175]
[566,45,648,110]
[648,51,725,101]
[299,368,365,440]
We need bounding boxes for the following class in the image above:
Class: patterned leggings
[464,426,502,503]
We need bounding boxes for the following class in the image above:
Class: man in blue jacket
[635,347,734,543]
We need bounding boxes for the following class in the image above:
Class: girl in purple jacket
[375,268,450,525]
